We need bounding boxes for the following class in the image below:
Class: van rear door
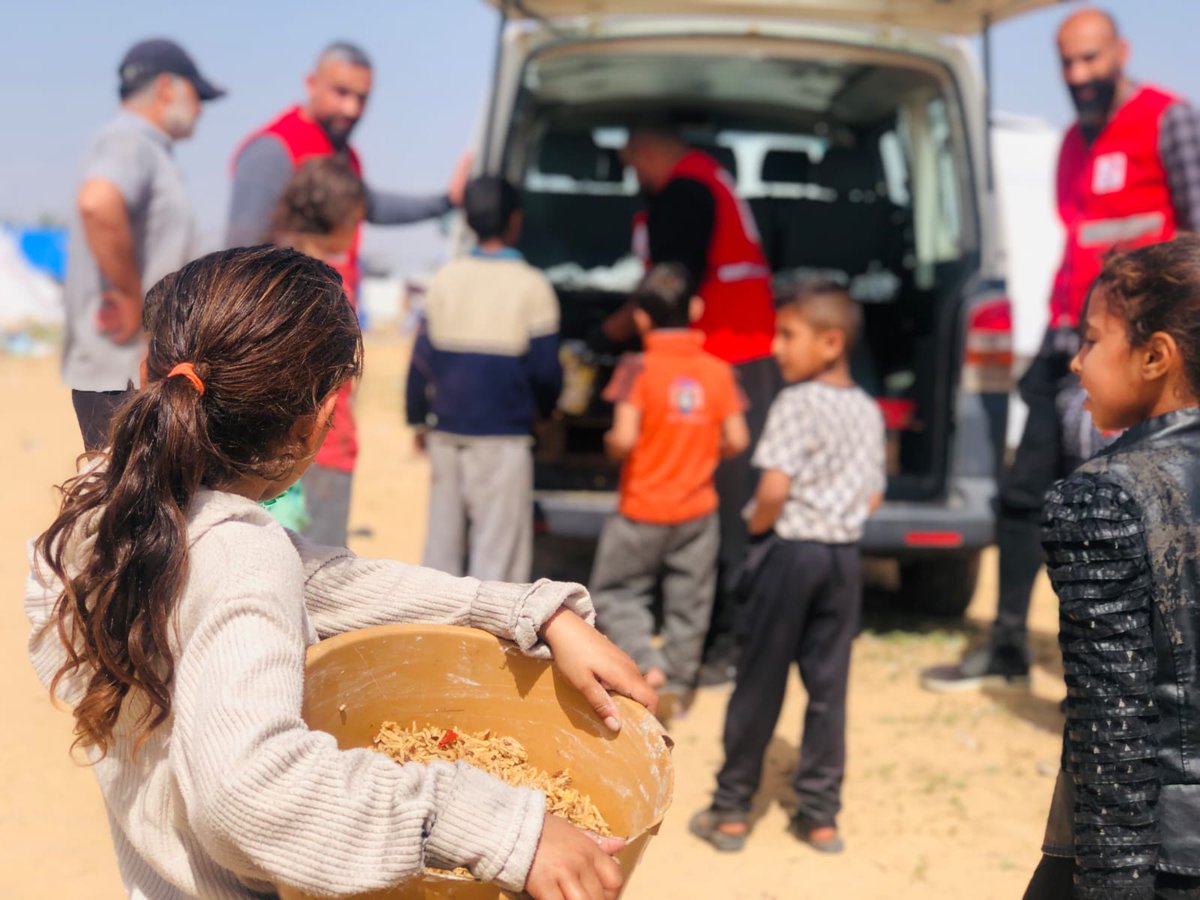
[484,0,1065,34]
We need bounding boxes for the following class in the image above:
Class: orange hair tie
[167,362,205,396]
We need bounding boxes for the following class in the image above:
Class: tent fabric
[6,227,68,281]
[0,231,64,330]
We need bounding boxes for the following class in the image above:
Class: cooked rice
[372,722,612,837]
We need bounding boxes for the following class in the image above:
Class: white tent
[0,230,63,331]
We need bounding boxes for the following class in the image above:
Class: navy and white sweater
[405,248,562,437]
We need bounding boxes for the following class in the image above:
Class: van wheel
[898,553,981,618]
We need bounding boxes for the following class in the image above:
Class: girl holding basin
[26,245,655,900]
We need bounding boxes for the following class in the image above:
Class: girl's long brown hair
[37,246,362,757]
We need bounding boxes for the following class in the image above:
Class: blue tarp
[4,226,68,281]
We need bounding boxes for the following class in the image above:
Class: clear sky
[2,0,1197,271]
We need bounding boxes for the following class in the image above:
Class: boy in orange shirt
[590,263,749,704]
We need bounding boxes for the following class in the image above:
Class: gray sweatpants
[589,512,719,691]
[301,464,353,548]
[422,432,533,583]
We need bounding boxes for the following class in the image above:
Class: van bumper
[861,477,995,555]
[534,476,996,552]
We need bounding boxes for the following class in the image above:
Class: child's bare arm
[868,492,884,514]
[720,412,750,458]
[603,402,641,461]
[745,469,791,536]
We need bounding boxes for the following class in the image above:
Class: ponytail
[42,378,210,755]
[37,246,362,757]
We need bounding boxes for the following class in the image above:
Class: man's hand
[413,429,428,456]
[448,152,474,207]
[540,609,657,731]
[95,288,143,344]
[601,302,637,344]
[78,177,142,342]
[525,813,625,900]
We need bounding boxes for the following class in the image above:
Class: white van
[463,0,1058,615]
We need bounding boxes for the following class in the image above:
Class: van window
[879,130,909,207]
[896,94,967,287]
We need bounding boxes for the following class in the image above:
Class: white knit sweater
[25,489,596,899]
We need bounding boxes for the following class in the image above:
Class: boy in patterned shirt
[690,279,885,855]
[590,263,749,707]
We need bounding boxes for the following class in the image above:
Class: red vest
[234,106,364,473]
[1050,85,1179,327]
[637,151,775,364]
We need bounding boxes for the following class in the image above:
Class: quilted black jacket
[1041,409,1200,899]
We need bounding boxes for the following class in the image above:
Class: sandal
[787,816,844,854]
[688,806,749,852]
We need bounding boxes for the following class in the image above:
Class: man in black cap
[64,38,224,450]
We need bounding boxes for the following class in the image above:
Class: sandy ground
[1,333,1066,899]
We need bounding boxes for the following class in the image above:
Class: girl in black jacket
[1025,235,1200,900]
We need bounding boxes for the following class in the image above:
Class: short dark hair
[319,41,372,70]
[1095,234,1200,397]
[632,263,693,329]
[273,157,366,236]
[464,176,521,241]
[777,278,863,349]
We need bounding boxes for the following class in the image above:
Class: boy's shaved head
[778,280,862,348]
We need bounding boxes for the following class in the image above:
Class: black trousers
[704,355,783,663]
[992,330,1077,650]
[713,539,862,826]
[71,389,130,452]
[1024,855,1200,900]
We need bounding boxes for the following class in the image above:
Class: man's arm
[366,189,452,226]
[78,127,155,345]
[226,135,294,247]
[1159,101,1200,232]
[647,177,716,287]
[602,179,716,344]
[78,179,141,304]
[365,151,471,226]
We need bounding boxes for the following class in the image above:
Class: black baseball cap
[118,38,226,102]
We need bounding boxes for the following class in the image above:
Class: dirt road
[1,335,1064,898]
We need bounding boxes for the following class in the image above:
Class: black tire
[897,552,982,618]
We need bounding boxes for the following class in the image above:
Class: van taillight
[962,297,1013,394]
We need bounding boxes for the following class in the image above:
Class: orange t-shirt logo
[669,376,706,419]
